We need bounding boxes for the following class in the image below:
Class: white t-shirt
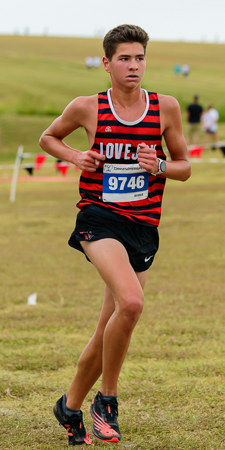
[202,108,219,132]
[85,56,93,68]
[93,56,101,68]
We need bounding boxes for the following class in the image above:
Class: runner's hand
[137,143,158,173]
[77,150,105,172]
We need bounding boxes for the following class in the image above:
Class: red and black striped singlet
[77,89,166,227]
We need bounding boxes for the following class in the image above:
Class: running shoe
[90,391,121,442]
[53,395,93,446]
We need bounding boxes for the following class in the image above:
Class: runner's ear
[103,56,110,73]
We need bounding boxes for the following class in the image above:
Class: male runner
[39,24,191,446]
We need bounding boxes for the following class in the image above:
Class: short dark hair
[103,24,149,61]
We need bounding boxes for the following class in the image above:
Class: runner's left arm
[137,96,191,181]
[159,96,191,181]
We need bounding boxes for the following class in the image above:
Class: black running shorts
[68,205,159,272]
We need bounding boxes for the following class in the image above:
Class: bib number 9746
[109,175,145,191]
[103,164,149,203]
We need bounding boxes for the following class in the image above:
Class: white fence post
[10,145,24,203]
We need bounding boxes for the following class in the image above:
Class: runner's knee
[118,291,144,324]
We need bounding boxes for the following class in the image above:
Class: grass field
[0,35,225,449]
[1,161,225,449]
[0,36,225,160]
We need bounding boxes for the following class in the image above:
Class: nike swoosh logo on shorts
[145,255,153,262]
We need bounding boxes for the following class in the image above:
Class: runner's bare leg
[66,284,115,409]
[81,238,147,397]
[66,238,147,407]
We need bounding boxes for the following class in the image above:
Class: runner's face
[103,42,146,89]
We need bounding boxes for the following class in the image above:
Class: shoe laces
[68,412,86,436]
[101,397,118,423]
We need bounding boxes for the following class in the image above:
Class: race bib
[102,163,149,203]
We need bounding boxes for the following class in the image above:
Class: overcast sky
[1,0,225,43]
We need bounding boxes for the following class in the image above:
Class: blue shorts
[68,205,159,273]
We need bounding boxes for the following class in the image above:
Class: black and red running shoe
[90,391,121,443]
[53,396,93,446]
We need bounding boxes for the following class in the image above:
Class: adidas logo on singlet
[105,126,112,132]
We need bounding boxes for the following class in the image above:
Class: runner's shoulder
[64,94,98,117]
[158,94,180,113]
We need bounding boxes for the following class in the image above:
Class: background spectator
[93,56,101,68]
[85,56,93,69]
[186,95,203,145]
[202,104,219,145]
[174,64,181,75]
[182,64,190,76]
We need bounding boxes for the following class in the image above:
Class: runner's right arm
[39,96,105,172]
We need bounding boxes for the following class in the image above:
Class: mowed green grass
[0,161,225,449]
[0,35,225,161]
[1,35,224,114]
